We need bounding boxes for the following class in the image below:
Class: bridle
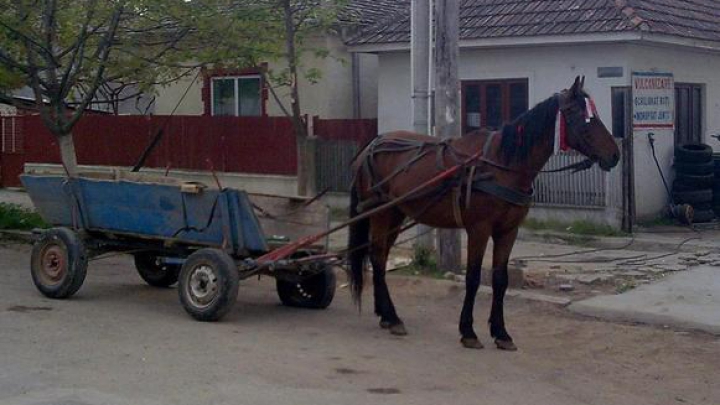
[557,90,599,159]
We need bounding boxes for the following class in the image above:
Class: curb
[0,230,34,244]
[568,300,720,335]
[478,285,572,307]
[518,229,719,253]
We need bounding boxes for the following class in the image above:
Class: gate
[0,116,24,187]
[315,139,359,192]
[533,153,607,208]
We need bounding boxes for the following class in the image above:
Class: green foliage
[0,203,48,230]
[522,218,626,237]
[398,246,445,279]
[413,246,437,269]
[0,0,346,120]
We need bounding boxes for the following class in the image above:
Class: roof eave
[348,32,646,53]
[638,32,720,53]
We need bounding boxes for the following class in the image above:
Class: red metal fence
[0,115,377,188]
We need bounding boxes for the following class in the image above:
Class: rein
[539,158,595,173]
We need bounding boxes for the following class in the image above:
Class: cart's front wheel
[134,253,180,288]
[277,266,336,309]
[178,249,239,322]
[30,227,88,299]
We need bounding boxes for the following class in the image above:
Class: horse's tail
[348,183,369,310]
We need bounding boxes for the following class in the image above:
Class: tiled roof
[340,0,408,27]
[346,0,720,46]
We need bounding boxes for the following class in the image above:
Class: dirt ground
[0,242,718,405]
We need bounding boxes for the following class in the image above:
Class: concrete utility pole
[411,0,434,251]
[434,0,462,273]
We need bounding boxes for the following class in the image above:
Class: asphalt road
[1,243,718,405]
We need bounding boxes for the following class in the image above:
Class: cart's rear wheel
[134,253,180,288]
[178,249,239,321]
[276,265,336,309]
[30,227,88,299]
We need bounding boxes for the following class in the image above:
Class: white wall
[628,43,720,219]
[0,104,17,115]
[154,35,378,119]
[377,44,628,227]
[377,43,630,132]
[376,42,720,224]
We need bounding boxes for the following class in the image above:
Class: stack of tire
[672,144,715,223]
[714,153,720,217]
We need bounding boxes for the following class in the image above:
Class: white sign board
[632,72,675,131]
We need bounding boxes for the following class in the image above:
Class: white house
[152,0,402,120]
[347,0,720,228]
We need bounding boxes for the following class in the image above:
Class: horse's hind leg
[488,228,519,351]
[369,208,407,335]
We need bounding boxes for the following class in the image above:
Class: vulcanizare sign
[632,72,675,131]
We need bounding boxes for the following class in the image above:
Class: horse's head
[559,77,620,171]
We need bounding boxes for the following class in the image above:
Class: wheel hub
[188,265,218,307]
[40,245,66,284]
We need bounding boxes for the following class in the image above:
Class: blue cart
[21,172,337,321]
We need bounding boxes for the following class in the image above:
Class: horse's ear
[581,76,586,88]
[571,76,581,95]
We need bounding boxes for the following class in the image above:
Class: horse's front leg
[459,229,490,349]
[489,228,520,351]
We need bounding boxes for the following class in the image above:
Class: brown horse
[347,77,620,350]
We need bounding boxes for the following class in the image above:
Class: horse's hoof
[460,338,484,349]
[379,320,391,329]
[495,339,517,351]
[389,323,407,336]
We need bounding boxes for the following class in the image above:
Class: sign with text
[632,72,675,130]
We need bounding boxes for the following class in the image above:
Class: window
[462,79,528,133]
[211,75,263,117]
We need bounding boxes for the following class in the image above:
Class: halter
[556,91,599,157]
[554,90,599,153]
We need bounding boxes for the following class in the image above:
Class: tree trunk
[281,0,315,197]
[297,134,317,197]
[57,133,79,177]
[434,0,462,273]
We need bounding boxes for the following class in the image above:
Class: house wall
[377,44,629,132]
[0,104,17,116]
[627,43,720,219]
[376,42,720,225]
[154,35,378,120]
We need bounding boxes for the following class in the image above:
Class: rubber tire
[673,180,695,192]
[675,144,712,163]
[30,227,88,299]
[692,209,715,223]
[692,202,713,211]
[178,249,239,322]
[674,173,714,189]
[674,160,714,175]
[672,189,712,205]
[134,253,180,288]
[276,266,336,309]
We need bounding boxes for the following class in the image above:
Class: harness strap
[452,186,464,227]
[472,180,534,207]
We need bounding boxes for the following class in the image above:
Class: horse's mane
[498,95,560,163]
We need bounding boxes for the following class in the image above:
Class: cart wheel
[30,227,88,299]
[134,253,180,288]
[178,249,239,322]
[276,265,336,309]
